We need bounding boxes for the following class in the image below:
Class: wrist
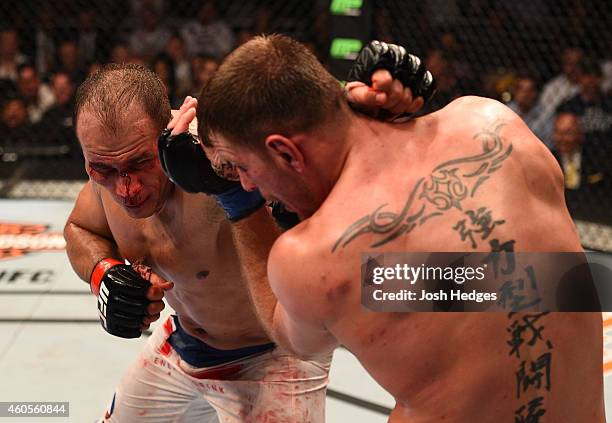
[90,258,123,296]
[214,186,265,221]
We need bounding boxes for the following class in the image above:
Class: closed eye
[90,163,113,174]
[133,158,152,168]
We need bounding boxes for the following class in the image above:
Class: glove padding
[347,41,436,107]
[91,259,151,339]
[158,129,265,221]
[158,128,239,194]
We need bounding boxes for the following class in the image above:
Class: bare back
[273,97,604,422]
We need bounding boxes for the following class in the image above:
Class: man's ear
[264,134,305,173]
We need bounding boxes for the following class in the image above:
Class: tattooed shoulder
[333,120,513,252]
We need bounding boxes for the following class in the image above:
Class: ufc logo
[97,282,109,328]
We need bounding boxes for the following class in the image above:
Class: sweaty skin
[65,107,273,349]
[222,97,605,422]
[64,66,424,349]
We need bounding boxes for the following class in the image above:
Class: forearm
[230,207,282,340]
[232,209,338,358]
[64,221,121,284]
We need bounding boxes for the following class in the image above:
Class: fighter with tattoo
[192,35,604,422]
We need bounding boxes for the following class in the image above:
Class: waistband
[167,315,276,368]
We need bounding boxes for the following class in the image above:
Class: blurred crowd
[0,0,610,223]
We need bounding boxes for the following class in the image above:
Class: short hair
[198,34,344,148]
[17,62,36,76]
[74,63,171,133]
[555,111,581,126]
[51,70,72,84]
[1,95,27,114]
[515,72,540,91]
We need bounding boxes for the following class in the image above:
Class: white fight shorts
[100,315,332,422]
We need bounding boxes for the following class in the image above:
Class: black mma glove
[158,129,265,221]
[90,258,150,339]
[348,40,436,119]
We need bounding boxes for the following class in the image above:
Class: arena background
[0,0,611,421]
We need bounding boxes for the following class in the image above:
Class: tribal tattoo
[333,121,513,252]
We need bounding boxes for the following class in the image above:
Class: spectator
[0,29,28,81]
[34,7,56,77]
[419,49,462,114]
[39,72,76,146]
[151,53,180,107]
[40,71,85,178]
[557,58,612,150]
[180,0,235,59]
[0,97,35,147]
[554,112,588,190]
[539,47,582,122]
[507,74,553,148]
[190,54,219,96]
[77,8,107,66]
[54,39,86,85]
[164,34,192,98]
[436,27,477,93]
[49,72,74,109]
[109,42,132,64]
[553,112,610,223]
[128,8,171,62]
[16,63,55,124]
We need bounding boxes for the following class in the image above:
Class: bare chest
[101,193,242,295]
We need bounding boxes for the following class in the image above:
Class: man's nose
[115,173,142,198]
[237,169,258,192]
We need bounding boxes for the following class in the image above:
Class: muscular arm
[64,181,120,283]
[230,208,280,338]
[231,208,338,358]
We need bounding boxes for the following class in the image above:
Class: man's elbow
[276,327,338,361]
[63,220,76,246]
[281,336,336,362]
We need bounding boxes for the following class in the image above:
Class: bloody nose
[115,173,142,200]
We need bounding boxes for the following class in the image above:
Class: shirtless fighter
[191,36,605,422]
[64,43,433,422]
